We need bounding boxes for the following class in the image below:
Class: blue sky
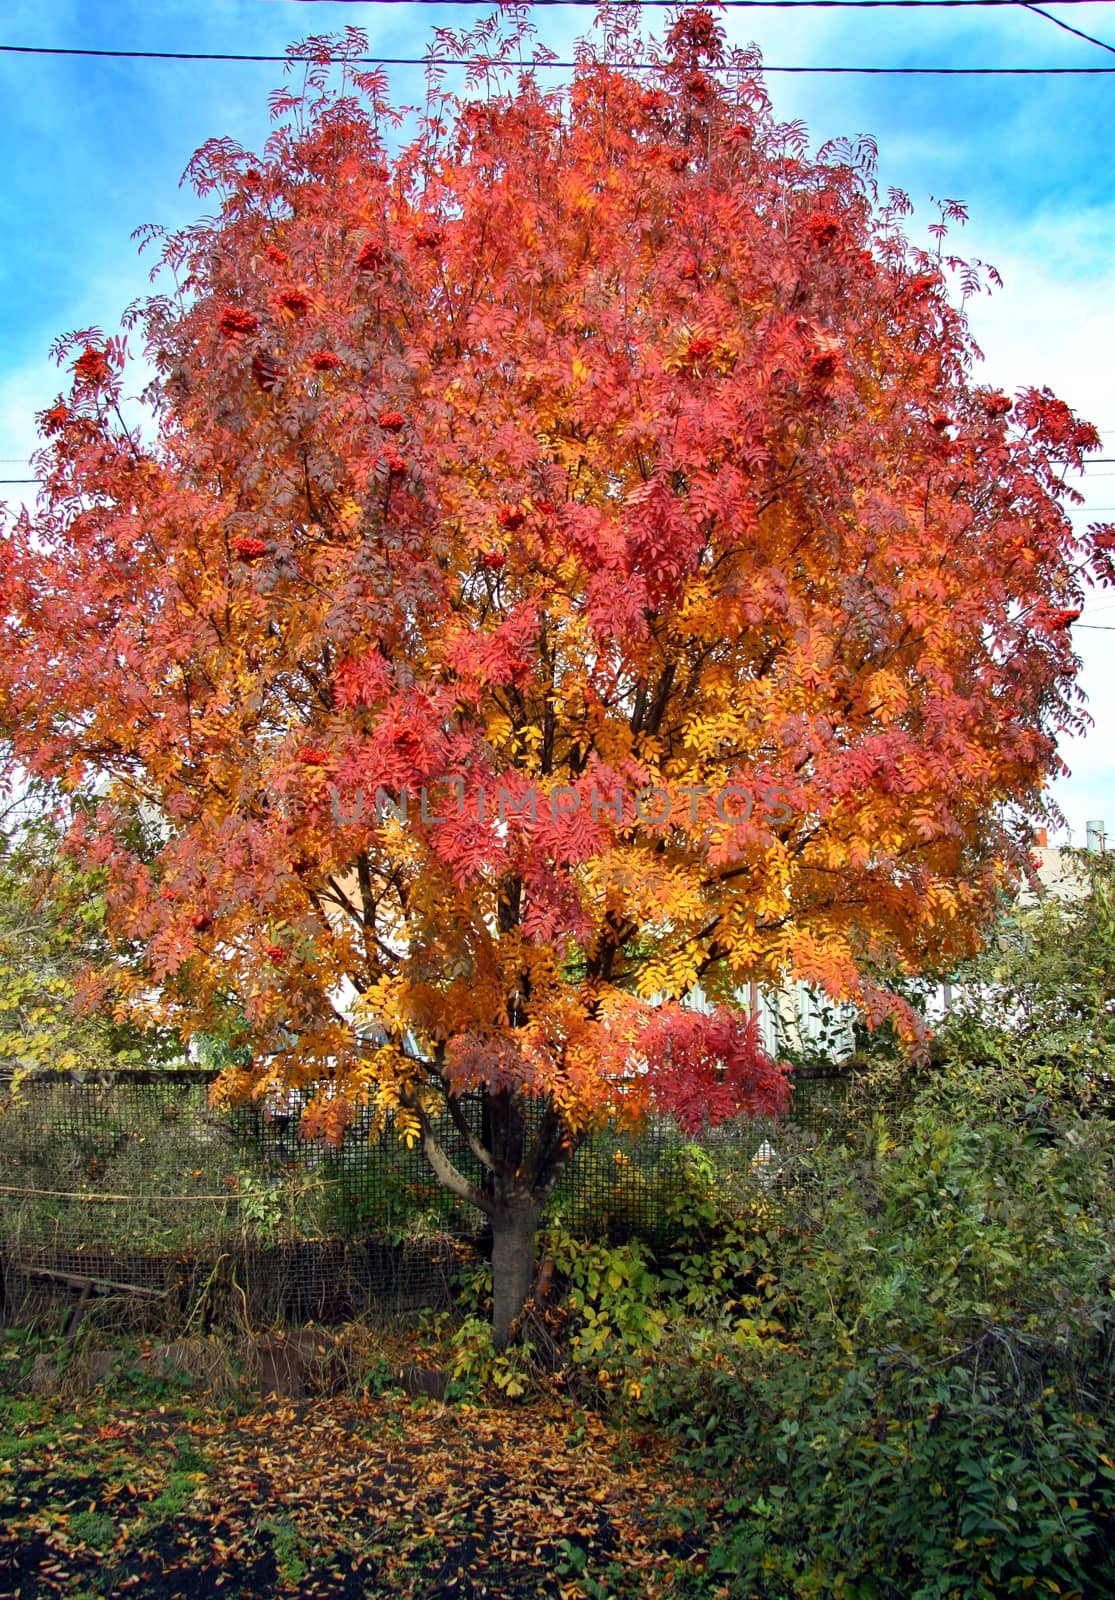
[2,0,1113,845]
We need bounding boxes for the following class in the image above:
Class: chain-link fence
[0,1067,849,1333]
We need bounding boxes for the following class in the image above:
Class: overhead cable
[3,41,1115,70]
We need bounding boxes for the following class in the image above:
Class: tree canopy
[1,7,1109,1336]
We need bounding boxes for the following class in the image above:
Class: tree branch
[403,1090,497,1216]
[446,1092,508,1179]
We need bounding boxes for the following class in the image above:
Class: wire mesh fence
[0,1066,850,1333]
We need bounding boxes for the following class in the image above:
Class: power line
[3,41,1115,71]
[1021,0,1115,52]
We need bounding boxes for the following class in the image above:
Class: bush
[643,1100,1115,1598]
[934,847,1115,1119]
[522,1014,1115,1596]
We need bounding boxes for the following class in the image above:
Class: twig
[183,1252,229,1336]
[231,1261,253,1338]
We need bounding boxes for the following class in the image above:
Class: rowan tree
[2,11,1110,1340]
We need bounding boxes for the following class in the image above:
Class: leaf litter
[0,1392,716,1599]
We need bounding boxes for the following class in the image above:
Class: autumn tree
[2,10,1110,1340]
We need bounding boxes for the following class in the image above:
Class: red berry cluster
[218,307,259,338]
[233,536,268,561]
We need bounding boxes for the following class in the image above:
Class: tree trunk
[490,1200,541,1350]
[413,1084,577,1346]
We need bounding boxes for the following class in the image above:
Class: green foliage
[555,1536,658,1600]
[426,1260,537,1399]
[655,1144,781,1321]
[142,1470,202,1522]
[551,1231,670,1375]
[0,798,183,1077]
[771,985,855,1069]
[635,1100,1115,1598]
[191,1011,252,1075]
[259,1513,308,1586]
[67,1510,116,1552]
[535,1149,784,1412]
[446,1311,536,1400]
[233,1168,333,1246]
[358,1354,406,1400]
[0,1077,245,1254]
[311,1154,472,1241]
[935,847,1115,1117]
[0,1073,477,1265]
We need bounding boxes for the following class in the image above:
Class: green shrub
[934,847,1115,1119]
[535,1148,785,1412]
[644,1102,1115,1598]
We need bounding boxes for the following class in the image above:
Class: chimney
[1085,820,1107,853]
[1034,828,1048,848]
